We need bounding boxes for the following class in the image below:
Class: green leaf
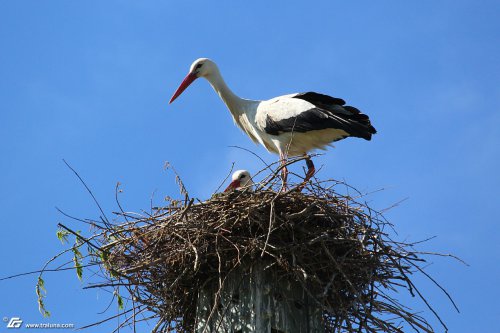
[37,277,46,293]
[36,278,51,317]
[37,297,51,317]
[56,228,70,244]
[75,230,82,246]
[99,250,109,262]
[72,246,83,259]
[73,256,83,281]
[116,292,124,310]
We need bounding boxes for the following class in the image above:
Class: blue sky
[1,0,498,331]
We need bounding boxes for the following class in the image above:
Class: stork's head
[169,58,217,104]
[224,170,254,192]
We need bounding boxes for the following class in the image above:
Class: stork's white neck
[204,67,253,115]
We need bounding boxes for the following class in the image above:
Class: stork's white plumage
[224,170,254,192]
[170,58,376,187]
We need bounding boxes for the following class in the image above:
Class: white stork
[169,58,376,187]
[224,170,254,192]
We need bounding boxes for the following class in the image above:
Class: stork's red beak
[169,72,198,104]
[224,180,240,192]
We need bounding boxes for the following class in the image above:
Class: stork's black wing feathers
[264,92,377,141]
[293,92,346,110]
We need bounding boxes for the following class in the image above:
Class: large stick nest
[44,163,459,333]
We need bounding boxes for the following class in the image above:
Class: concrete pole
[196,261,324,333]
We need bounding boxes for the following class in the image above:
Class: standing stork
[169,58,376,188]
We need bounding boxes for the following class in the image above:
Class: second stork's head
[169,58,218,104]
[224,170,254,192]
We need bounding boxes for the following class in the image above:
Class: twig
[62,159,110,226]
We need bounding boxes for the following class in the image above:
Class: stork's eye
[195,63,203,69]
[239,174,246,179]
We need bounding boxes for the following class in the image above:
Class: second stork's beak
[224,180,240,192]
[169,72,198,104]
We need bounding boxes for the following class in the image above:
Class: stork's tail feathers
[342,106,377,141]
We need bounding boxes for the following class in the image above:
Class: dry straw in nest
[36,160,461,333]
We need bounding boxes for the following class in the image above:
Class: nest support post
[196,261,324,333]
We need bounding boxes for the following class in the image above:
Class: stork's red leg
[280,153,288,191]
[296,156,315,192]
[304,157,315,183]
